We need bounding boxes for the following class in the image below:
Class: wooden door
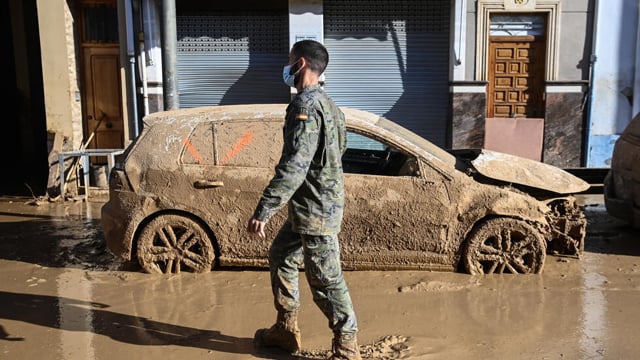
[82,46,124,152]
[78,0,123,166]
[487,36,546,118]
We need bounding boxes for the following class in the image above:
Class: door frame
[475,0,560,81]
[76,0,127,157]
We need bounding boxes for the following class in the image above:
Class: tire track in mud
[397,279,480,293]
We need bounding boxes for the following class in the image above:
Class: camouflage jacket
[253,84,347,235]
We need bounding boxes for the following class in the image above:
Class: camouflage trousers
[269,221,358,336]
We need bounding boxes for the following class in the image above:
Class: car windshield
[375,117,456,166]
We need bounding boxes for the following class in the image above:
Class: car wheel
[463,217,546,275]
[137,214,215,274]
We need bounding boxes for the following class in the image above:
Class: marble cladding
[451,90,585,167]
[147,93,164,115]
[451,92,486,149]
[543,92,585,168]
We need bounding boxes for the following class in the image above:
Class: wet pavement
[0,195,639,359]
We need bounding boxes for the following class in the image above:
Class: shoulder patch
[295,107,309,121]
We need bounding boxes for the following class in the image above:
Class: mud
[1,195,639,359]
[103,104,587,275]
[606,111,640,228]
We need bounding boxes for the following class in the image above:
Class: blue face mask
[282,59,301,87]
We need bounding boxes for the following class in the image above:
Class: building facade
[4,0,639,196]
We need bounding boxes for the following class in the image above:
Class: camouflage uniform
[253,84,358,337]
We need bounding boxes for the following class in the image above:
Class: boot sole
[254,328,301,353]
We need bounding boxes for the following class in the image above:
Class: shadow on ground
[582,204,640,256]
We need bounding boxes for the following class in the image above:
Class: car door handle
[194,180,224,188]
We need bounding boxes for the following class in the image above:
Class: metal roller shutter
[324,0,450,146]
[177,14,290,108]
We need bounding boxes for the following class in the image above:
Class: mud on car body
[101,104,590,275]
[604,112,640,228]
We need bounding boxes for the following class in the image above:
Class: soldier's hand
[247,217,266,239]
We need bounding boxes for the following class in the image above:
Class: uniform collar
[299,83,322,93]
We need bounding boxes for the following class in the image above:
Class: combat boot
[328,333,362,360]
[254,311,302,353]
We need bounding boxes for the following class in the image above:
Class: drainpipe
[138,1,149,116]
[584,0,599,167]
[161,0,179,110]
[139,31,150,117]
[124,0,140,137]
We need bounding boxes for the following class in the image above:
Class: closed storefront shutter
[324,0,450,146]
[176,13,290,108]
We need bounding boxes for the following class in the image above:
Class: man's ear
[298,56,308,70]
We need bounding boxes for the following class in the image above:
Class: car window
[343,130,419,176]
[347,132,386,151]
[181,123,214,165]
[214,120,283,168]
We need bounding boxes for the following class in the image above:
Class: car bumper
[604,195,640,227]
[101,191,140,260]
[544,196,587,256]
[604,172,640,228]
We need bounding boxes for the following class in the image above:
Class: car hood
[465,150,590,194]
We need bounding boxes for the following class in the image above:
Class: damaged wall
[37,0,84,197]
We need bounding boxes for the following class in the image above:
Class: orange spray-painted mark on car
[221,132,253,165]
[182,138,204,164]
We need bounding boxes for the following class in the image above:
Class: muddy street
[0,195,638,360]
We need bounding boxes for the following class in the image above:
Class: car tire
[463,217,546,275]
[136,214,215,274]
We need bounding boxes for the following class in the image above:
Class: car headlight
[109,169,132,192]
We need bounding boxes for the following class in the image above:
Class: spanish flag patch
[294,107,310,121]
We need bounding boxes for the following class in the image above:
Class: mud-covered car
[604,112,640,228]
[101,104,589,275]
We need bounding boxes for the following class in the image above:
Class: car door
[181,119,286,263]
[340,131,454,270]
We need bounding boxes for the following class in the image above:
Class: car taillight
[109,169,132,191]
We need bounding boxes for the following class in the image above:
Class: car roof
[621,112,640,137]
[142,104,457,168]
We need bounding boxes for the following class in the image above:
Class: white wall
[142,0,163,84]
[587,0,639,167]
[288,0,323,48]
[287,0,323,93]
[557,0,593,81]
[451,0,467,81]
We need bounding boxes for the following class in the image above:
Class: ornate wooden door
[487,36,546,118]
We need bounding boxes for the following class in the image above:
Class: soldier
[246,39,362,360]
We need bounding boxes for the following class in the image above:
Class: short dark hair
[291,40,329,74]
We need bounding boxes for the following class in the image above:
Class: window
[214,120,283,167]
[342,130,419,176]
[181,123,214,165]
[80,1,119,44]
